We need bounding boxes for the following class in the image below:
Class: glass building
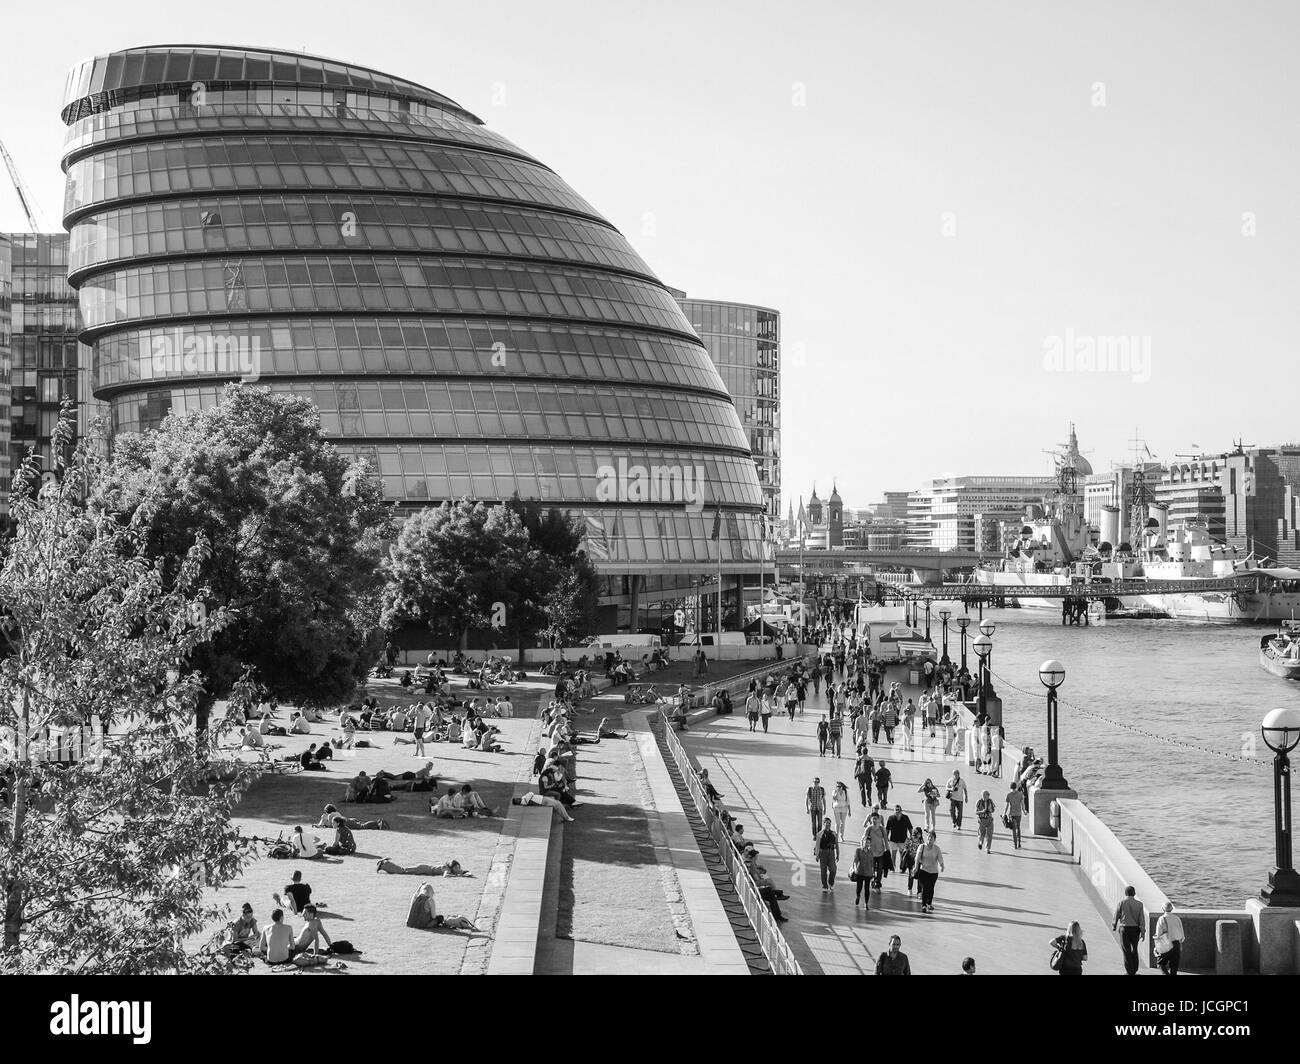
[0,232,102,481]
[60,45,766,581]
[0,234,11,516]
[677,297,780,521]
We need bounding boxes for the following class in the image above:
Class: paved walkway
[682,676,1133,975]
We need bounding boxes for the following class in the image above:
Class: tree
[0,416,260,973]
[95,386,391,738]
[505,498,601,651]
[382,499,530,650]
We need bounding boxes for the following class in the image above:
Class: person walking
[1003,782,1024,849]
[1112,885,1146,975]
[828,712,844,757]
[850,837,872,909]
[412,701,430,758]
[796,674,807,715]
[917,778,941,831]
[852,707,870,750]
[975,789,996,852]
[1051,921,1088,975]
[745,691,760,732]
[831,781,852,839]
[817,715,829,756]
[870,701,883,745]
[875,934,911,975]
[862,811,889,889]
[941,704,960,757]
[785,679,798,721]
[760,691,773,733]
[812,666,821,699]
[945,769,968,830]
[903,827,923,895]
[914,829,945,913]
[881,702,899,746]
[885,804,913,875]
[816,816,840,892]
[901,699,916,752]
[874,761,892,808]
[806,777,827,839]
[1154,901,1185,975]
[854,749,875,806]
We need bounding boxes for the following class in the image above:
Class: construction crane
[0,138,47,231]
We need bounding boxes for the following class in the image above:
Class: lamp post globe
[1039,660,1068,790]
[1260,706,1300,906]
[973,634,991,660]
[978,618,996,638]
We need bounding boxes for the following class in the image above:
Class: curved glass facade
[62,45,766,569]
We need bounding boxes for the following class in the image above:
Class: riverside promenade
[681,681,1132,975]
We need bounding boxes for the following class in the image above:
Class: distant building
[1153,459,1225,540]
[677,296,780,520]
[907,475,1057,552]
[1221,446,1300,565]
[790,482,843,548]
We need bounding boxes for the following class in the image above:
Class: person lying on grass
[376,858,469,876]
[317,804,390,830]
[374,763,438,791]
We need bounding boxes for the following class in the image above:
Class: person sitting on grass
[293,905,332,956]
[290,711,311,735]
[457,784,494,817]
[473,726,503,754]
[258,908,296,964]
[259,712,287,737]
[227,903,259,951]
[240,725,265,750]
[376,857,468,876]
[299,744,327,771]
[290,826,325,859]
[431,792,468,818]
[317,804,390,830]
[405,883,480,932]
[273,870,320,914]
[575,717,627,744]
[322,815,357,856]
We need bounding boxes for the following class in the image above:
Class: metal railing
[657,709,804,975]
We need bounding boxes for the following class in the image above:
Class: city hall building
[60,45,768,630]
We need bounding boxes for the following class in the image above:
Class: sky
[2,0,1296,511]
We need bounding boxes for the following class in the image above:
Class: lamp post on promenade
[938,608,951,664]
[1260,707,1300,907]
[922,597,932,641]
[1038,659,1069,790]
[973,634,991,719]
[977,618,996,714]
[956,615,971,672]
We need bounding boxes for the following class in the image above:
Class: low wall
[397,644,803,668]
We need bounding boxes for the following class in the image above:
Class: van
[678,632,747,648]
[587,633,662,651]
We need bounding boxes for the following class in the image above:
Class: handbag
[1049,947,1064,972]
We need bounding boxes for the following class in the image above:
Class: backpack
[268,841,295,859]
[329,940,358,955]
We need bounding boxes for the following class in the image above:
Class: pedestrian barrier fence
[658,709,804,975]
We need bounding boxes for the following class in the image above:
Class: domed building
[59,45,766,622]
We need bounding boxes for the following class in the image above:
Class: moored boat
[1259,622,1300,679]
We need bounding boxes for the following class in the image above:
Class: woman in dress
[831,781,852,839]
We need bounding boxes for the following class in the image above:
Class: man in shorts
[412,700,430,757]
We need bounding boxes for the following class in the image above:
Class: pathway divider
[657,708,804,975]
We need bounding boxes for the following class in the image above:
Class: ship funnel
[1099,505,1121,550]
[1148,503,1168,543]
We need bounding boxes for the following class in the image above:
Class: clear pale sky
[2,0,1295,511]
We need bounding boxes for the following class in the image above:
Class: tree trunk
[194,690,216,760]
[3,773,29,952]
[459,627,469,654]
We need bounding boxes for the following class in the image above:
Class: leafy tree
[382,499,530,650]
[0,419,259,973]
[94,385,391,738]
[505,498,601,650]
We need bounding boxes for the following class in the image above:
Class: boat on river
[1259,621,1300,680]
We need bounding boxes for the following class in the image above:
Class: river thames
[963,609,1294,909]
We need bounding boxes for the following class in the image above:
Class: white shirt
[946,776,968,802]
[1156,912,1185,946]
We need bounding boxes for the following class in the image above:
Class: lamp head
[1039,659,1065,689]
[938,608,951,622]
[1261,706,1300,755]
[955,615,971,632]
[973,634,992,659]
[978,619,996,637]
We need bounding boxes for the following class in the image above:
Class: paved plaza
[682,679,1132,975]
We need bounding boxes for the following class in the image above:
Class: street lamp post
[956,615,971,673]
[938,607,951,664]
[1260,707,1300,907]
[1038,659,1069,790]
[923,597,932,641]
[973,634,991,719]
[977,619,996,714]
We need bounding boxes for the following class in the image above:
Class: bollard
[1215,920,1243,975]
[1049,799,1061,833]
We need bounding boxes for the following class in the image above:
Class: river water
[965,609,1296,909]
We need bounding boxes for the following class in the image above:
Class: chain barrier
[988,667,1271,768]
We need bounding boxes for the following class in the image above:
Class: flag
[711,509,722,541]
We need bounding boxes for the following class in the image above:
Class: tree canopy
[94,385,391,714]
